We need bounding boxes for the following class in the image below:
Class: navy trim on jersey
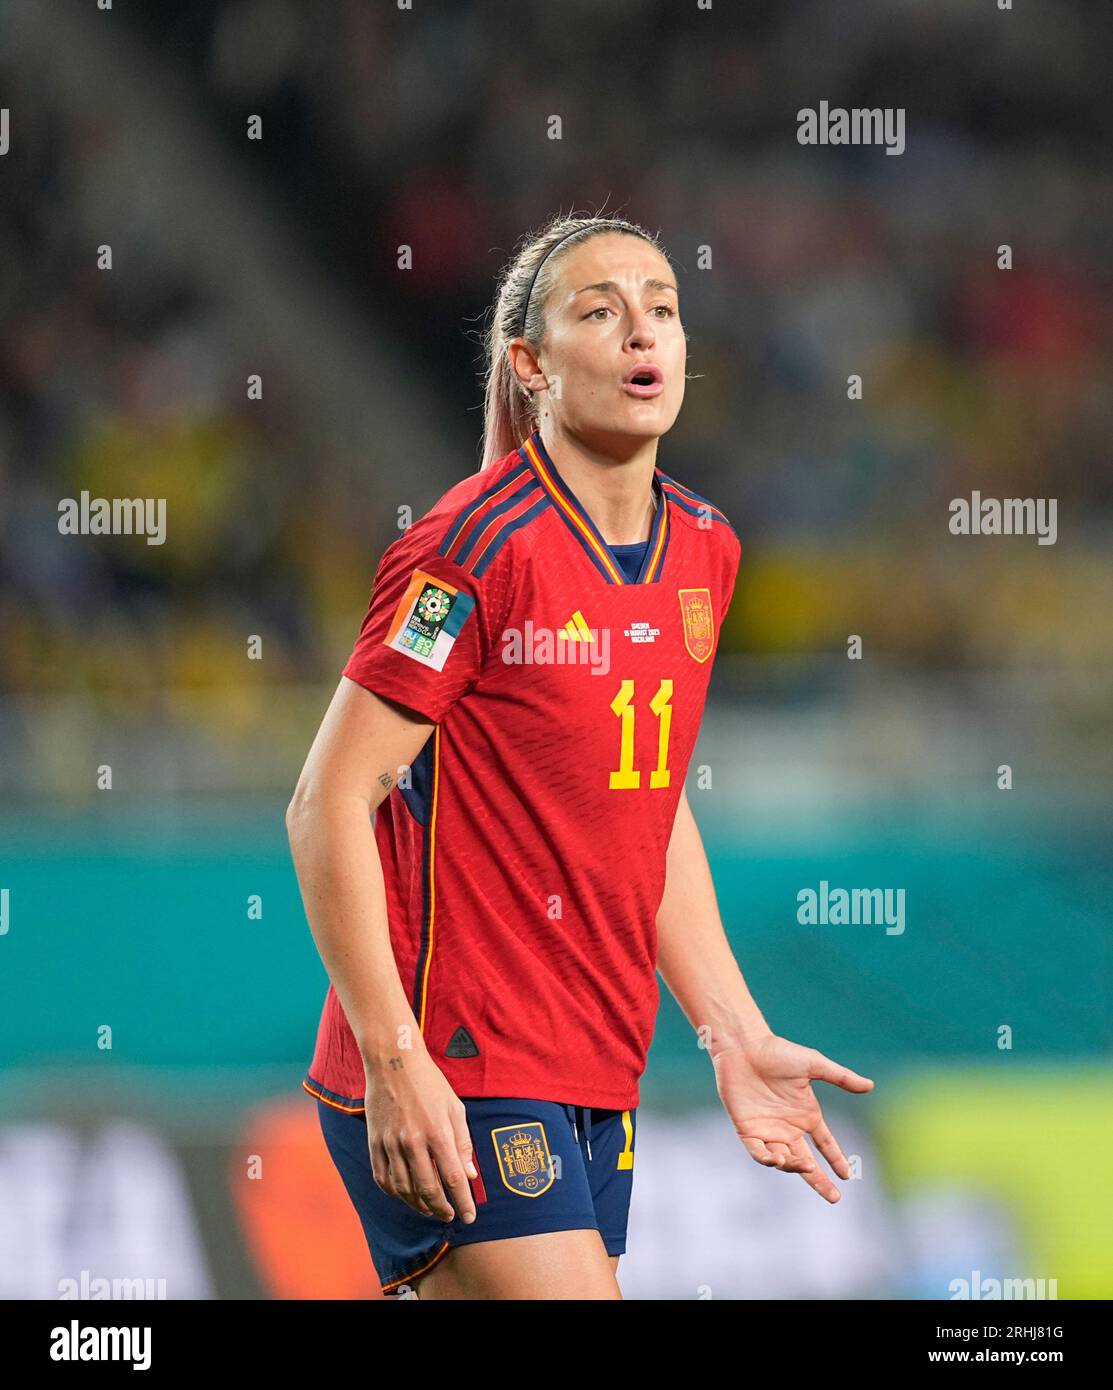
[657,471,737,537]
[521,429,671,585]
[303,1073,365,1113]
[470,494,552,578]
[396,731,435,827]
[437,460,533,559]
[411,727,438,1021]
[452,476,546,571]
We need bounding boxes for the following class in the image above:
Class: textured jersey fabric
[305,428,741,1113]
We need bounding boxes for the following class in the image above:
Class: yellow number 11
[609,678,673,790]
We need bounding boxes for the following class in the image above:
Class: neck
[538,422,658,546]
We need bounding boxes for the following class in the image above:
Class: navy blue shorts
[316,1096,637,1294]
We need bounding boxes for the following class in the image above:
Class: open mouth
[623,364,664,396]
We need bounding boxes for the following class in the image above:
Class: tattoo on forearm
[388,1056,404,1071]
[378,772,394,790]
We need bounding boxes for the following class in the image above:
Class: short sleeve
[719,528,742,626]
[341,531,493,724]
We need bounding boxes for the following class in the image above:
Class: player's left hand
[710,1033,874,1203]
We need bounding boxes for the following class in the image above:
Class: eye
[585,306,612,320]
[651,304,676,318]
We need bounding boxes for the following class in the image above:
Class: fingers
[794,1141,842,1204]
[740,1137,779,1166]
[807,1050,875,1094]
[742,1112,850,1199]
[375,1137,453,1220]
[399,1140,460,1222]
[741,1136,811,1173]
[810,1115,852,1180]
[372,1125,479,1225]
[450,1109,480,1183]
[784,1136,817,1174]
[429,1127,478,1226]
[372,1139,430,1217]
[401,1144,458,1221]
[763,1139,815,1174]
[747,1132,840,1202]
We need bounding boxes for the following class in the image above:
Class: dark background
[0,0,1108,1300]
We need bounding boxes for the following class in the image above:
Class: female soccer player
[288,213,874,1300]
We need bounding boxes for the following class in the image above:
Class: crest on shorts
[678,587,715,662]
[491,1122,554,1197]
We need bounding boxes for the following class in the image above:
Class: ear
[507,337,547,394]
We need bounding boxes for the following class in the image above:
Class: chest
[482,567,720,795]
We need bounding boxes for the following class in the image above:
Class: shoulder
[384,444,548,584]
[658,468,741,567]
[657,468,737,537]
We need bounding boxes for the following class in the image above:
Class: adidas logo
[499,617,611,674]
[557,610,595,642]
[445,1026,479,1059]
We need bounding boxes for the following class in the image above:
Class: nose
[625,307,657,351]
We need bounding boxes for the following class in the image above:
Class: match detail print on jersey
[383,568,476,672]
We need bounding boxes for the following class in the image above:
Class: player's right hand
[363,1050,479,1224]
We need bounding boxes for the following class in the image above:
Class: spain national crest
[491,1122,555,1197]
[678,587,715,662]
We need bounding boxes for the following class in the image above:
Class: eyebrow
[573,277,678,297]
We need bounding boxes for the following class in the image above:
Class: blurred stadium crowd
[1,0,1110,794]
[2,0,1110,1305]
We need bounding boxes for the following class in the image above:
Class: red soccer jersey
[304,428,741,1113]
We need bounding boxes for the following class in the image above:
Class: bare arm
[656,785,873,1202]
[286,676,430,1063]
[656,784,771,1056]
[286,675,477,1222]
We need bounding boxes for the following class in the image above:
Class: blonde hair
[479,211,667,470]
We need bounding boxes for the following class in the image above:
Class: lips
[622,363,664,397]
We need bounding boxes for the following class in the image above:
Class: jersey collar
[519,428,670,585]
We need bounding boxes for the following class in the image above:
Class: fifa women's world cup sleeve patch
[341,546,489,724]
[382,568,476,673]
